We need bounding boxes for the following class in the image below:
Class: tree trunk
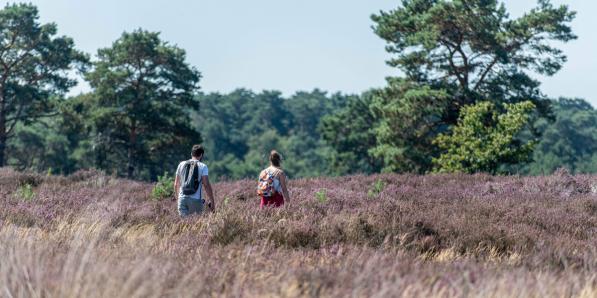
[149,164,158,182]
[127,122,137,179]
[0,107,6,167]
[0,132,6,168]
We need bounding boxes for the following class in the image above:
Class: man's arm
[202,175,215,211]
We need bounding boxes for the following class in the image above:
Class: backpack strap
[269,167,284,193]
[271,167,284,180]
[183,160,194,183]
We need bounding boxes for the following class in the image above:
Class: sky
[9,0,597,104]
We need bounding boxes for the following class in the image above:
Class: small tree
[86,29,201,179]
[0,3,88,166]
[433,100,536,174]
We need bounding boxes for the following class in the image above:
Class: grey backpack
[181,160,201,196]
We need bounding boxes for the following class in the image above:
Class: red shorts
[260,193,284,208]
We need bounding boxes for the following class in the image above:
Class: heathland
[1,168,595,297]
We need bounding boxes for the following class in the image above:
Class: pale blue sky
[13,0,597,104]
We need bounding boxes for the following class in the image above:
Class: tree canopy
[195,89,349,180]
[1,2,593,180]
[0,3,88,167]
[518,98,597,175]
[85,29,201,179]
[368,0,576,172]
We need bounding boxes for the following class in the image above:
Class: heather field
[0,168,595,297]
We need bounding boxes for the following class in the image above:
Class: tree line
[2,1,594,181]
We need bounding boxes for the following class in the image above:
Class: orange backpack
[257,170,276,197]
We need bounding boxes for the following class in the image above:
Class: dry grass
[0,167,595,297]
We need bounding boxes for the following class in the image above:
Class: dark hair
[269,150,282,167]
[191,145,204,158]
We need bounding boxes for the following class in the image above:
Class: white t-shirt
[176,159,208,200]
[262,167,284,194]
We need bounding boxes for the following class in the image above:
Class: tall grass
[0,167,595,297]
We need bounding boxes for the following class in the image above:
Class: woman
[257,150,291,207]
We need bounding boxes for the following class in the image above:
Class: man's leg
[187,198,204,215]
[178,197,190,217]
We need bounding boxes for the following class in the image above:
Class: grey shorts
[178,197,204,217]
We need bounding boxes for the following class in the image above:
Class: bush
[14,184,35,201]
[151,172,174,200]
[314,188,328,204]
[210,214,248,245]
[367,179,386,198]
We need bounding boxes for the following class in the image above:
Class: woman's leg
[273,193,284,207]
[260,194,284,208]
[260,196,267,208]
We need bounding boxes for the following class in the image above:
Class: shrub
[151,172,174,200]
[367,179,386,198]
[14,184,35,201]
[210,214,248,245]
[315,188,328,204]
[270,224,321,249]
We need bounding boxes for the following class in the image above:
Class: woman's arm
[279,171,291,204]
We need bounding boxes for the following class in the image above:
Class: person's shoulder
[271,167,284,176]
[198,161,208,174]
[175,160,187,176]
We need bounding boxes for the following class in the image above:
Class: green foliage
[433,101,537,174]
[369,80,450,172]
[320,91,382,175]
[372,0,575,95]
[14,184,35,201]
[8,28,204,180]
[85,29,201,180]
[196,89,350,181]
[151,172,174,200]
[1,2,587,181]
[7,93,99,175]
[314,188,328,204]
[367,0,576,172]
[0,3,88,167]
[367,179,386,199]
[8,85,351,181]
[514,98,597,175]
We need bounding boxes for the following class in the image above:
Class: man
[174,145,215,216]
